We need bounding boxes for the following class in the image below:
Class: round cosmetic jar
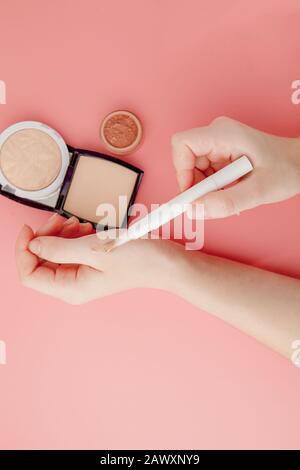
[100,110,143,155]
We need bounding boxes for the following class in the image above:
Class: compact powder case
[0,121,143,229]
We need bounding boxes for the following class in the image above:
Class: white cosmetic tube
[112,155,253,248]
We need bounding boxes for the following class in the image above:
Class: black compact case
[54,146,143,229]
[0,142,143,230]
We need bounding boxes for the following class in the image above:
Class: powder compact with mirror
[0,121,143,229]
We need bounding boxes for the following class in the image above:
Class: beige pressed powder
[100,110,142,155]
[63,155,138,226]
[0,129,62,191]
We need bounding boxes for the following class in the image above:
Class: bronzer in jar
[100,110,142,155]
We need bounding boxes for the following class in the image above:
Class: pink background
[1,0,300,450]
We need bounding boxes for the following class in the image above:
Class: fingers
[56,216,80,237]
[73,222,94,238]
[36,214,94,238]
[15,224,58,293]
[16,218,100,304]
[172,127,217,192]
[35,216,81,273]
[171,118,262,218]
[17,215,94,279]
[57,217,94,238]
[15,224,39,280]
[35,213,65,236]
[171,133,196,192]
[193,175,261,218]
[28,234,107,270]
[171,119,242,192]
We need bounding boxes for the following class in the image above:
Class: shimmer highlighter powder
[100,110,142,155]
[0,128,62,191]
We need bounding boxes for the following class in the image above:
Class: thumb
[194,177,261,219]
[28,234,107,269]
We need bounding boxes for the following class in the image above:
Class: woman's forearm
[166,247,300,358]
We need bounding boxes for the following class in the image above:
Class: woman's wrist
[142,239,188,292]
[149,240,205,296]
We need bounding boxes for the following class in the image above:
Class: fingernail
[64,216,77,226]
[29,239,40,255]
[48,213,58,222]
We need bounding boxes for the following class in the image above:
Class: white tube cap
[211,155,253,190]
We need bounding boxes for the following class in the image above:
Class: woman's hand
[15,214,300,359]
[172,116,300,218]
[15,214,180,304]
